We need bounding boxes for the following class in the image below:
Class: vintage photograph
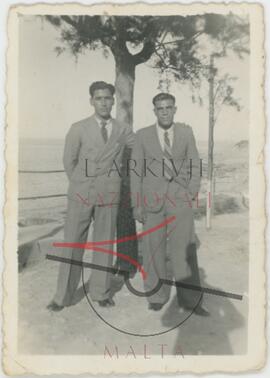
[4,2,265,374]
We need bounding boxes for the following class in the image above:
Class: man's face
[90,88,114,120]
[154,99,177,129]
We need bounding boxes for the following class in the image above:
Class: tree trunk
[114,58,138,275]
[115,58,135,125]
[206,55,215,230]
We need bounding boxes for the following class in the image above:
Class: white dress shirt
[156,123,175,151]
[95,116,113,139]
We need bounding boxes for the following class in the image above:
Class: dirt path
[18,212,248,356]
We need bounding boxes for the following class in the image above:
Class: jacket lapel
[108,119,120,144]
[85,115,103,145]
[172,124,178,157]
[95,118,123,163]
[172,123,186,158]
[147,125,164,161]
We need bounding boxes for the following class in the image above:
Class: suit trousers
[142,190,202,308]
[53,197,118,306]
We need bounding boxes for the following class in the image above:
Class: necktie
[164,131,171,152]
[100,121,108,143]
[163,130,174,181]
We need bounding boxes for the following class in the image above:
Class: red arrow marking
[54,216,176,248]
[53,216,176,280]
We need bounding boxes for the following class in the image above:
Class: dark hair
[152,92,176,106]
[89,81,115,97]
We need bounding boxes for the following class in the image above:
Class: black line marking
[46,254,243,301]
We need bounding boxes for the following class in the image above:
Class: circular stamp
[81,267,204,337]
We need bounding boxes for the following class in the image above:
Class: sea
[19,139,68,218]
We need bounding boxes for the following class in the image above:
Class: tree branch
[61,16,79,29]
[213,80,223,102]
[153,46,168,69]
[213,97,226,125]
[133,40,156,65]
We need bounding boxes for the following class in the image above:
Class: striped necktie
[100,120,108,143]
[163,130,174,181]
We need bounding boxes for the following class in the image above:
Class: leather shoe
[193,306,210,316]
[98,298,115,307]
[148,303,164,311]
[47,301,64,312]
[181,303,210,317]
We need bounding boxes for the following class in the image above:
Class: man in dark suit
[131,93,209,315]
[48,81,133,311]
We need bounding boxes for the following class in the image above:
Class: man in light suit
[131,93,209,315]
[48,81,133,311]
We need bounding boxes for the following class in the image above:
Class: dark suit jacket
[63,115,134,205]
[131,122,201,212]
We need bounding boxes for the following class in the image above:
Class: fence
[18,170,67,201]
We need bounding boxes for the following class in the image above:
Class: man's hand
[133,207,146,224]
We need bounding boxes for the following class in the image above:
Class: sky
[19,15,249,142]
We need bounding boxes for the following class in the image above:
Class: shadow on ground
[161,269,246,355]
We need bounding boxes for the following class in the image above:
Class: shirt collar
[95,116,112,127]
[156,122,174,133]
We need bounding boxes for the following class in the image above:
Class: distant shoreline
[19,138,64,144]
[19,138,245,147]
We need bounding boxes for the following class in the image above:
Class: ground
[18,211,248,356]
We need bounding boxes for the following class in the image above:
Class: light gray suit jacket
[131,123,201,212]
[63,115,134,205]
